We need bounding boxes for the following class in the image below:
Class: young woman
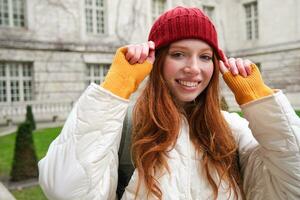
[38,6,300,200]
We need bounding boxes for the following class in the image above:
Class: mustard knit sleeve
[101,47,153,99]
[223,64,274,105]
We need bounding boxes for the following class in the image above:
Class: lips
[176,79,201,88]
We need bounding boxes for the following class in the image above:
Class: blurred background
[0,0,299,199]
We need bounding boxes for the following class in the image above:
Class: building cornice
[0,39,121,53]
[227,40,300,57]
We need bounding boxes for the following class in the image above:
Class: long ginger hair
[132,46,242,199]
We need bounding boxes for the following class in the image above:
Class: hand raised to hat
[219,58,273,105]
[219,57,252,77]
[101,41,155,99]
[125,41,155,65]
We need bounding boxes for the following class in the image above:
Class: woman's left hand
[218,57,274,105]
[219,57,253,77]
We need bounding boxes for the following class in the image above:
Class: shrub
[220,96,229,111]
[10,121,38,182]
[26,105,36,130]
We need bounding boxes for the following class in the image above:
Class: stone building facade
[0,0,299,125]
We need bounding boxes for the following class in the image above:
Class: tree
[26,105,36,130]
[10,121,38,182]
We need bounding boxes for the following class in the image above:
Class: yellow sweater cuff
[101,47,152,99]
[223,64,273,105]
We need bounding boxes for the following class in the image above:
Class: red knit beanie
[148,6,226,62]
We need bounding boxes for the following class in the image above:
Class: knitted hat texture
[148,6,226,62]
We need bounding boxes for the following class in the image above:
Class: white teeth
[178,80,199,87]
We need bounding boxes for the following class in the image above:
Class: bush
[220,96,229,111]
[26,105,36,130]
[10,121,38,182]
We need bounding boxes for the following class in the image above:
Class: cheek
[163,61,178,80]
[203,65,214,81]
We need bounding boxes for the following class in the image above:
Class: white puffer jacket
[38,83,300,200]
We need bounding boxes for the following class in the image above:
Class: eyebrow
[169,45,213,52]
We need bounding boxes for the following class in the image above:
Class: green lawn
[0,126,62,199]
[234,110,300,118]
[11,185,48,200]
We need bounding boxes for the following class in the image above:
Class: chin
[177,95,198,103]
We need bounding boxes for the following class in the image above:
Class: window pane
[9,63,19,77]
[0,63,5,76]
[85,0,92,6]
[245,6,251,18]
[86,63,110,85]
[85,0,105,34]
[0,80,6,102]
[96,10,104,34]
[23,80,32,101]
[100,64,110,83]
[0,0,26,27]
[0,0,9,26]
[103,64,109,77]
[85,8,93,33]
[10,80,19,102]
[1,62,33,102]
[244,1,258,40]
[94,64,100,76]
[255,19,259,39]
[23,63,32,77]
[152,0,166,21]
[246,21,252,40]
[203,6,214,21]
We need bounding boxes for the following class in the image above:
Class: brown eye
[199,55,212,62]
[170,52,185,58]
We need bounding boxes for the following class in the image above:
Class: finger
[228,58,238,75]
[125,45,135,62]
[219,60,228,75]
[236,58,247,77]
[147,49,155,64]
[148,41,155,50]
[129,45,142,64]
[243,59,252,75]
[138,43,149,64]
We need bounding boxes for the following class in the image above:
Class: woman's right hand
[100,41,155,99]
[125,41,155,65]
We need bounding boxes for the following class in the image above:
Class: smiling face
[163,39,214,104]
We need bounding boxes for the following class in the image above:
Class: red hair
[132,46,242,199]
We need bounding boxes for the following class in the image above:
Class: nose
[183,56,200,75]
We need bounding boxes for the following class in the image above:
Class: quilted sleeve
[38,83,129,200]
[226,91,300,200]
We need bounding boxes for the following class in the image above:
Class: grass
[33,127,62,160]
[234,110,300,118]
[0,127,62,178]
[0,126,61,199]
[0,133,16,178]
[11,185,48,200]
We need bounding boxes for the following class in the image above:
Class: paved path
[0,121,65,136]
[0,182,16,200]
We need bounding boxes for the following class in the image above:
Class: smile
[176,80,200,88]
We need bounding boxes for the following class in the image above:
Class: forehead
[169,39,212,52]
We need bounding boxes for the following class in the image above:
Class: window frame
[202,5,215,21]
[85,63,110,86]
[0,0,26,28]
[151,0,166,22]
[244,1,259,40]
[0,61,34,104]
[85,0,107,35]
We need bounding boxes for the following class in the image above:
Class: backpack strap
[117,105,135,199]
